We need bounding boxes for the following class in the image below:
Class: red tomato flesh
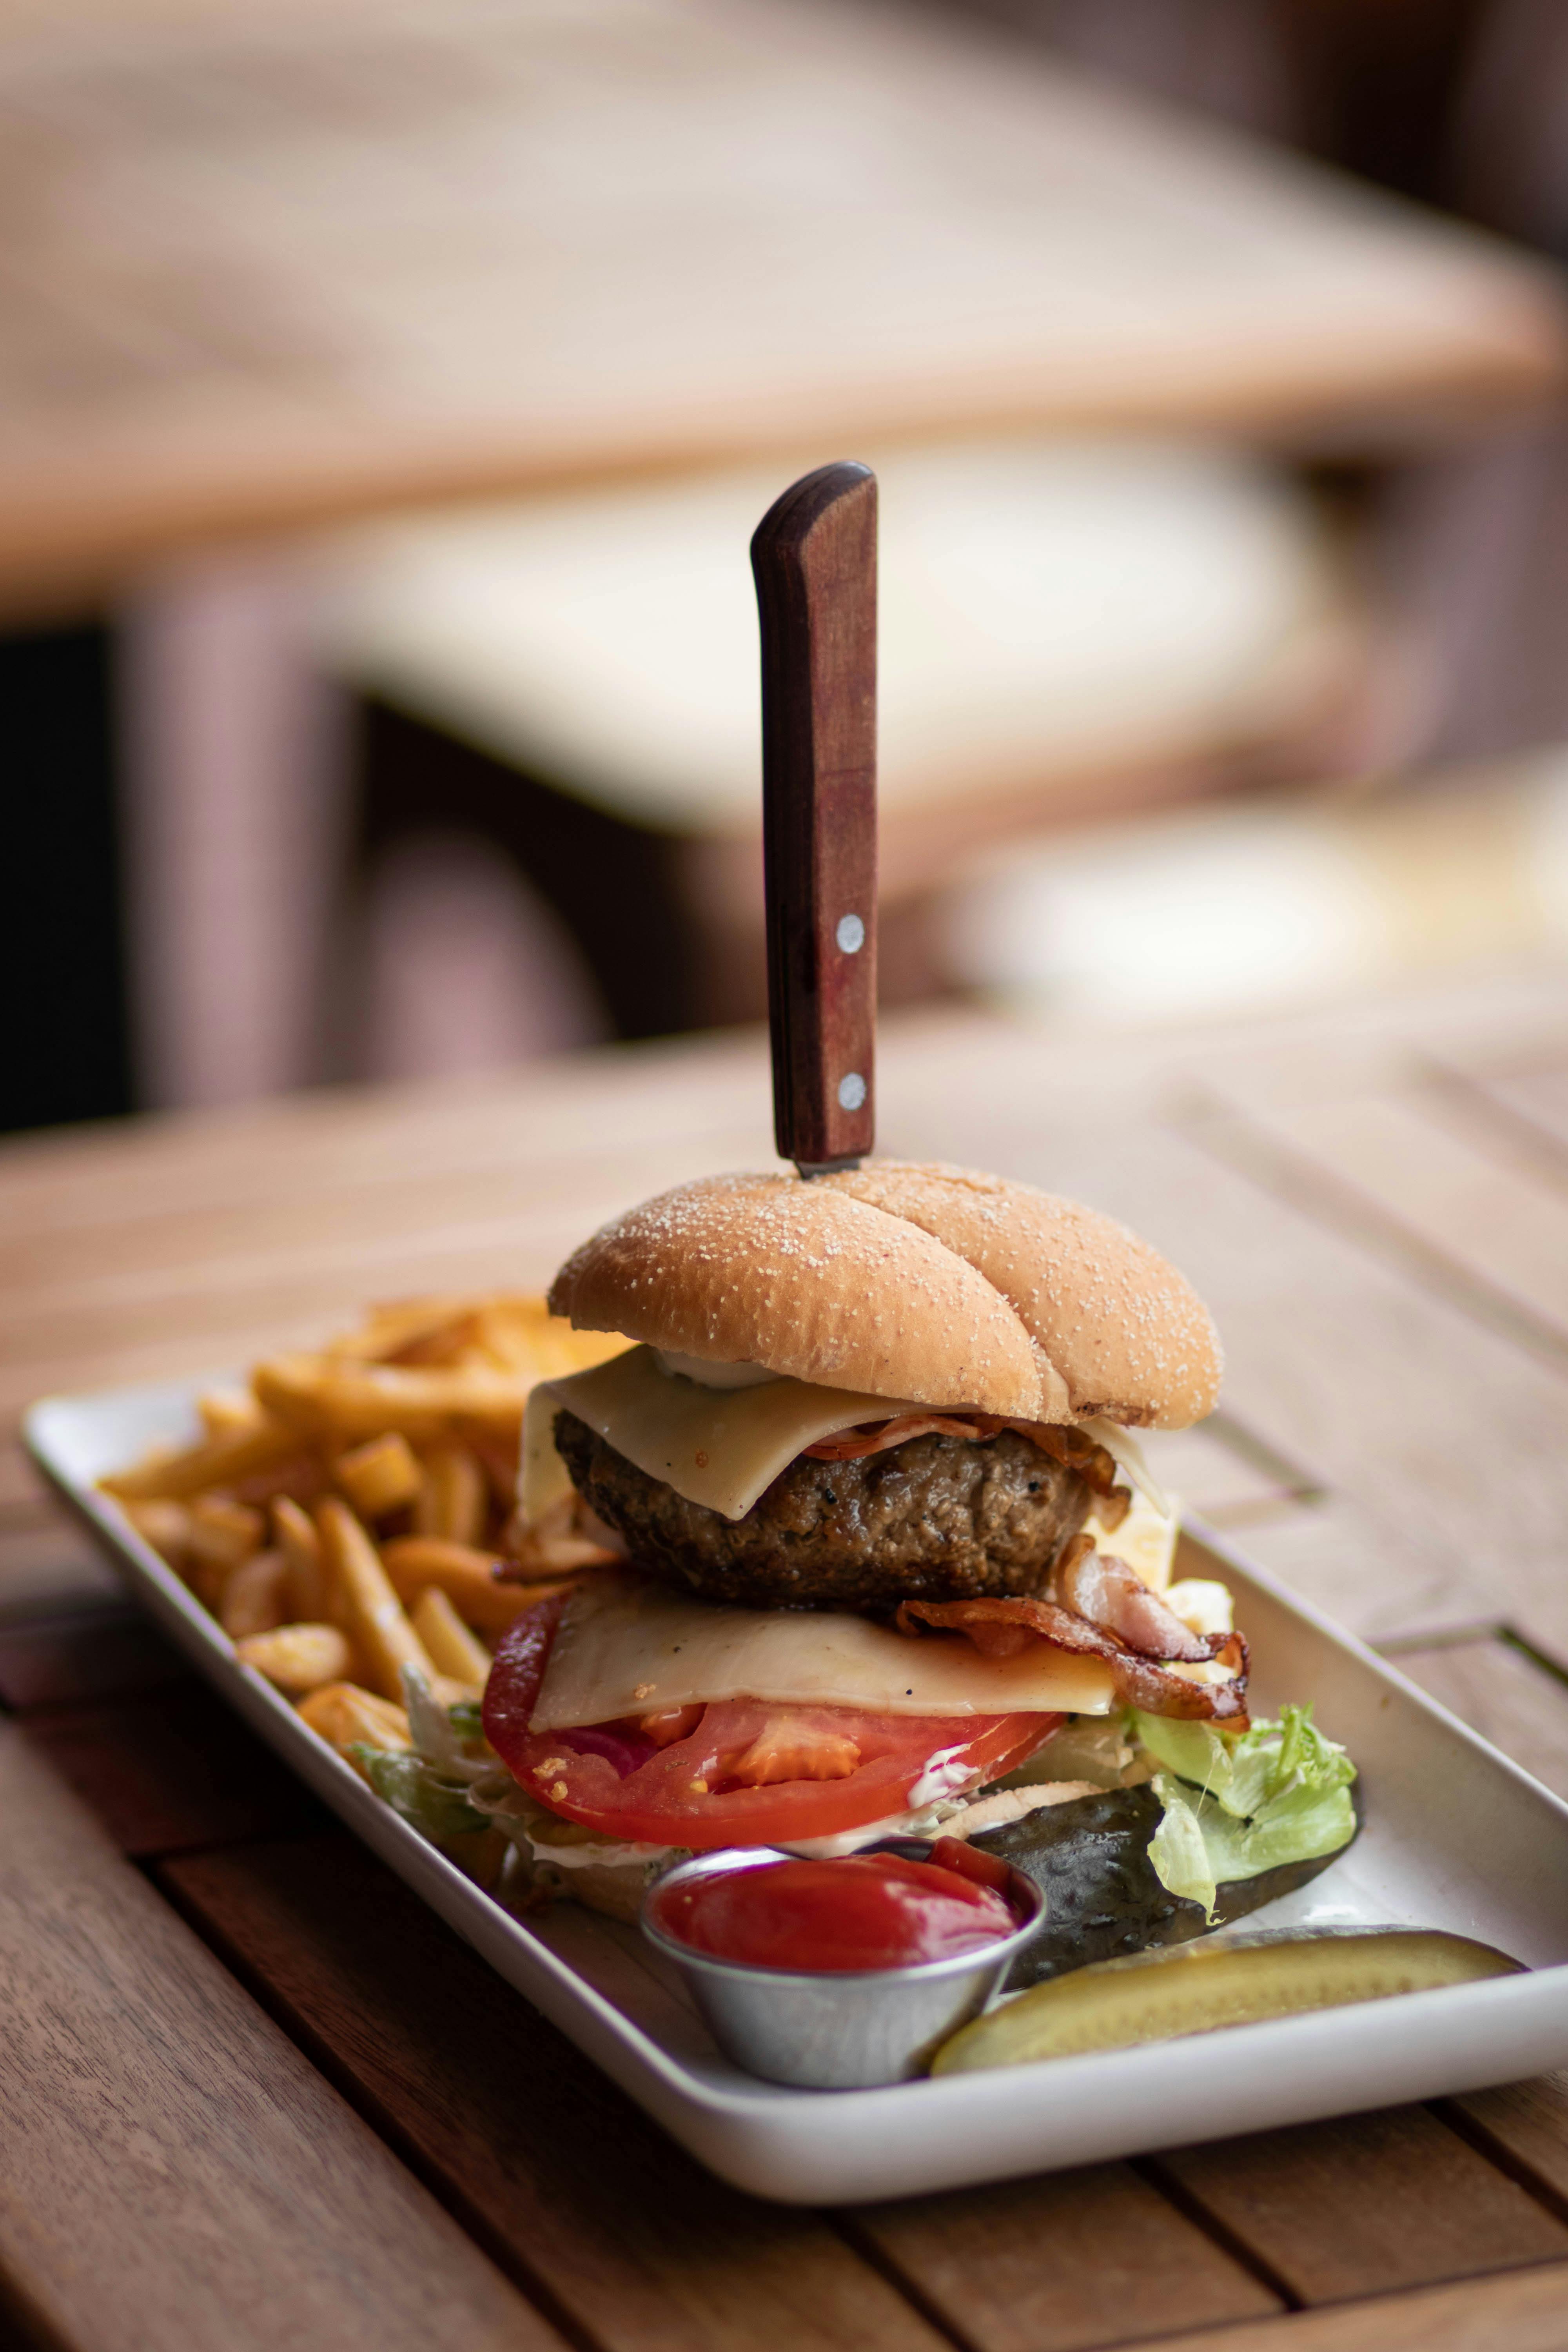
[648,1852,1020,1972]
[482,1591,1062,1851]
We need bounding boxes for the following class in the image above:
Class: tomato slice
[482,1594,1062,1851]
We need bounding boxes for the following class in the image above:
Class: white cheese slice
[1080,1417,1169,1516]
[530,1574,1116,1729]
[521,1345,927,1524]
[1083,1486,1179,1592]
[1164,1577,1234,1637]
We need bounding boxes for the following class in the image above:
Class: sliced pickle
[931,1927,1523,2074]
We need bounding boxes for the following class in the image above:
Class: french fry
[101,1417,299,1502]
[326,1294,490,1363]
[466,1298,628,1381]
[412,1585,491,1688]
[186,1496,265,1606]
[381,1535,545,1633]
[383,1309,489,1368]
[272,1495,325,1621]
[120,1497,193,1571]
[198,1388,263,1439]
[256,1354,535,1441]
[219,1548,290,1639]
[235,1623,352,1695]
[297,1680,411,1774]
[330,1293,625,1376]
[414,1445,488,1546]
[315,1497,439,1702]
[335,1431,422,1519]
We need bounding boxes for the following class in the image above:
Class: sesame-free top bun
[547,1161,1221,1429]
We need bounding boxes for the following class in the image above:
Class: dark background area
[2,624,131,1133]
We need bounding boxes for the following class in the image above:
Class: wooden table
[8,965,1568,2349]
[4,0,1566,620]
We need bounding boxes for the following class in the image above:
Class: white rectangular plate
[27,1374,1568,2205]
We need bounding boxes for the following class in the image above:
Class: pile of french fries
[100,1293,625,1775]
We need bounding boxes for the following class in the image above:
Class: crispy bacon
[804,1413,1003,1461]
[803,1413,1129,1506]
[895,1592,1250,1724]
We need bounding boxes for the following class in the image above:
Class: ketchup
[648,1841,1020,1972]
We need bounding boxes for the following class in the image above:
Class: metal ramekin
[640,1845,1046,2089]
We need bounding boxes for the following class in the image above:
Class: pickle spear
[931,1927,1522,2074]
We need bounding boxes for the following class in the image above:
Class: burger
[463,1156,1362,1963]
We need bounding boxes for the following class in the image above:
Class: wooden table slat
[1448,2072,1568,2215]
[0,1603,183,1711]
[0,1726,547,2352]
[1224,1088,1568,1361]
[1387,1637,1568,1799]
[20,1679,327,1857]
[1150,2107,1568,2305]
[1125,2260,1568,2352]
[846,2166,1283,2352]
[1004,1102,1568,1655]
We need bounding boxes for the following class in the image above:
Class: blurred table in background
[7,0,1566,1114]
[2,0,1564,615]
[7,955,1568,2343]
[316,436,1368,1036]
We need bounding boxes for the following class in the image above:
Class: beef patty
[552,1411,1093,1613]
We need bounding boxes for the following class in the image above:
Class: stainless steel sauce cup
[640,1845,1046,2089]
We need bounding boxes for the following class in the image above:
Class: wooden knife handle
[751,461,878,1174]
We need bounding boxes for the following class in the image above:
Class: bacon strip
[803,1413,1129,1510]
[1058,1544,1216,1663]
[895,1593,1250,1724]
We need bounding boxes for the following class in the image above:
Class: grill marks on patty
[552,1412,1094,1615]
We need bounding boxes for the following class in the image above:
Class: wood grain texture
[1389,1638,1568,1800]
[848,2163,1281,2352]
[0,1605,182,1710]
[1152,2106,1568,2303]
[1219,1087,1568,1363]
[0,1726,546,2352]
[877,1033,1568,1647]
[158,1832,950,2352]
[754,461,877,1171]
[1118,2260,1568,2351]
[1448,2071,1568,2212]
[22,1678,326,1857]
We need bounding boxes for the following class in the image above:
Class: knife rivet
[838,1072,867,1111]
[835,914,865,955]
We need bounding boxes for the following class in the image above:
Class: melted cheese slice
[530,1574,1116,1729]
[521,1345,925,1523]
[1083,1486,1178,1591]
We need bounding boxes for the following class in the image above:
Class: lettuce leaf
[1147,1779,1217,1917]
[1134,1706,1357,1920]
[352,1747,490,1844]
